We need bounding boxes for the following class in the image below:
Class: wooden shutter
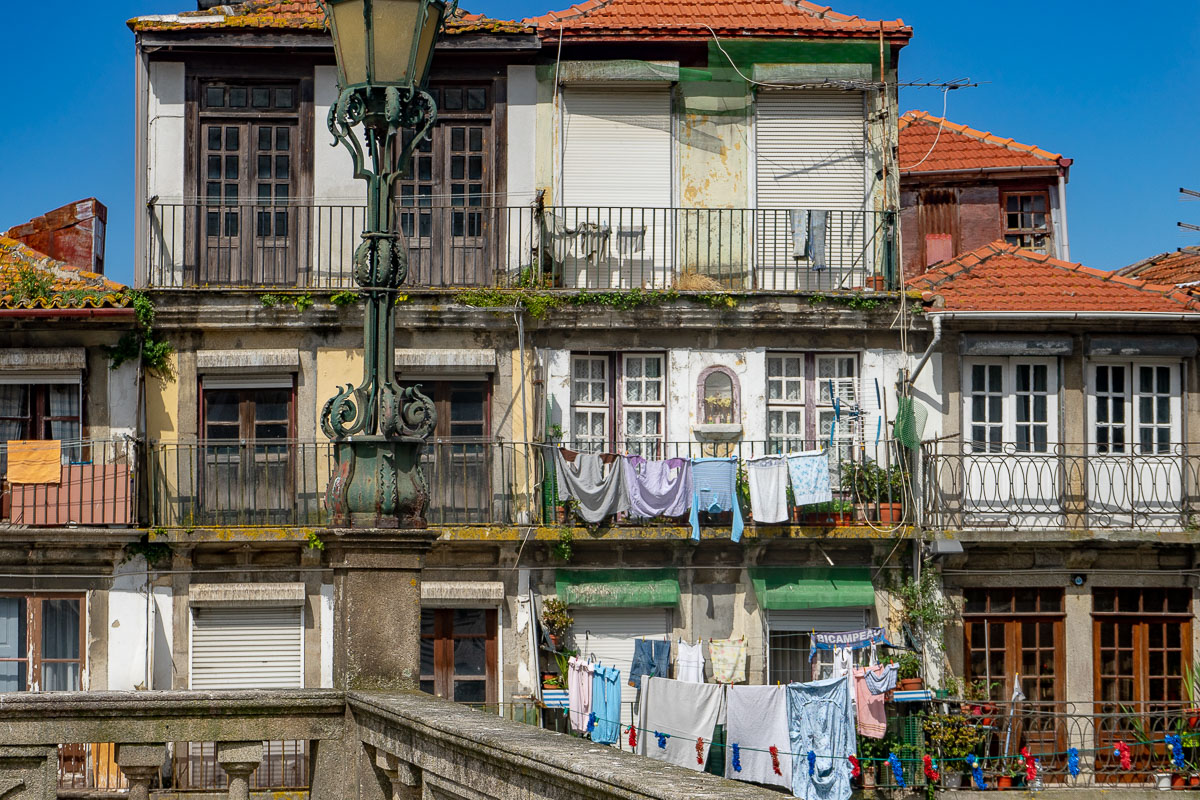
[569,608,671,727]
[190,606,303,689]
[754,90,866,210]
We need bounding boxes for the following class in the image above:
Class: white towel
[636,676,725,771]
[568,657,594,733]
[726,685,792,790]
[747,455,789,523]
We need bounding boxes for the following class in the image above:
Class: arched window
[698,367,739,426]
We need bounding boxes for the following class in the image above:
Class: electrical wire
[899,86,949,170]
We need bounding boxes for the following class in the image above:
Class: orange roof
[899,110,1068,176]
[1116,246,1200,288]
[129,1,530,35]
[522,0,911,40]
[907,241,1200,314]
[0,236,129,310]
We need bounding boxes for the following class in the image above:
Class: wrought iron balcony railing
[922,439,1200,532]
[0,438,137,527]
[147,202,897,292]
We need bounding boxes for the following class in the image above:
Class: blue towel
[629,639,671,688]
[787,450,833,506]
[787,676,855,800]
[591,664,621,744]
[688,457,744,542]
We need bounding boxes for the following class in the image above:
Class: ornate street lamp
[318,0,453,528]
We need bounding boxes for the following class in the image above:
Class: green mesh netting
[893,395,928,451]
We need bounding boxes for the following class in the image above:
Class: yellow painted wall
[315,348,364,434]
[144,355,180,441]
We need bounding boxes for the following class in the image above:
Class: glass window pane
[466,87,487,110]
[443,88,463,110]
[275,155,290,180]
[274,87,294,108]
[251,87,271,108]
[276,127,290,151]
[207,126,222,151]
[225,127,239,151]
[42,598,80,661]
[205,86,225,107]
[228,87,248,108]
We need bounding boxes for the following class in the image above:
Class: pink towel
[854,666,887,738]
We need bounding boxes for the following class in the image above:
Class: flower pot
[875,502,904,524]
[865,275,886,291]
[897,677,924,691]
[1172,773,1186,788]
[997,776,1013,789]
[1188,708,1200,728]
[1155,772,1173,791]
[1189,773,1199,787]
[548,632,561,649]
[862,765,877,794]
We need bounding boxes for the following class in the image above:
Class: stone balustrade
[0,689,781,800]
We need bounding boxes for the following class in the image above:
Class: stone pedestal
[327,528,437,691]
[216,742,262,800]
[115,745,165,800]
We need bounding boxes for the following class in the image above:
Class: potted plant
[922,712,983,788]
[840,459,905,523]
[857,734,891,795]
[800,499,854,525]
[997,761,1024,790]
[541,597,573,649]
[964,678,1000,726]
[897,652,924,691]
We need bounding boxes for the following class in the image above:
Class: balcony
[146,438,908,531]
[923,439,1200,533]
[0,438,137,528]
[147,202,897,292]
[4,689,780,800]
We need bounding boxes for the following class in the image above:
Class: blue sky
[1,0,1197,285]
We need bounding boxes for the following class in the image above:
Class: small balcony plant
[541,597,573,649]
[840,458,906,524]
[921,712,983,788]
[896,652,923,691]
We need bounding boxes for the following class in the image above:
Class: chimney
[5,199,108,275]
[197,0,227,8]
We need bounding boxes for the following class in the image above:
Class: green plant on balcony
[330,290,360,306]
[922,711,983,766]
[840,459,906,503]
[896,651,922,681]
[541,598,573,648]
[896,563,954,653]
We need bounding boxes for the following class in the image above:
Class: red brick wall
[6,198,107,275]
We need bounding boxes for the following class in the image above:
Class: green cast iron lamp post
[317,0,453,528]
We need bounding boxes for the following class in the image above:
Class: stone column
[115,744,165,800]
[216,742,263,800]
[327,529,437,691]
[375,751,421,800]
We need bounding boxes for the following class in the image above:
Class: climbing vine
[122,531,172,568]
[454,288,743,319]
[259,292,314,311]
[104,289,175,378]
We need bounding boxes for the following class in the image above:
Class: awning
[555,569,679,608]
[750,567,874,610]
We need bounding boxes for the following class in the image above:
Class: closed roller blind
[755,90,866,210]
[562,88,672,208]
[570,607,671,729]
[191,606,303,689]
[767,607,870,632]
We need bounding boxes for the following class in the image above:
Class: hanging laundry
[853,666,888,739]
[709,636,746,685]
[865,662,899,695]
[786,450,833,506]
[788,676,856,800]
[629,639,671,688]
[809,210,828,271]
[590,664,622,744]
[789,209,810,260]
[636,676,726,771]
[555,448,629,523]
[746,455,789,524]
[689,457,744,542]
[567,656,595,734]
[623,456,692,519]
[726,685,792,790]
[676,640,705,683]
[831,646,853,679]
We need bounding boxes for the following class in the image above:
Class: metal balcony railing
[147,438,539,528]
[147,202,897,292]
[0,438,137,527]
[922,439,1200,532]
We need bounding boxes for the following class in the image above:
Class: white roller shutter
[755,90,865,210]
[560,88,673,289]
[562,88,672,208]
[754,91,867,289]
[570,608,671,730]
[190,606,304,689]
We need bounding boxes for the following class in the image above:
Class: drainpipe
[907,314,942,386]
[1057,168,1072,261]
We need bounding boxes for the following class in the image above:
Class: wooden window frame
[962,588,1065,704]
[1092,587,1193,707]
[569,354,612,451]
[0,383,84,441]
[618,353,666,457]
[199,383,297,441]
[1002,190,1052,253]
[420,608,498,705]
[766,353,806,451]
[0,593,86,692]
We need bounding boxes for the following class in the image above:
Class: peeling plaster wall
[107,558,150,691]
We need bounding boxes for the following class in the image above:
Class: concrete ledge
[434,524,918,542]
[349,690,782,800]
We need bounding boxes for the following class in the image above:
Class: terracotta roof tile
[907,241,1200,314]
[129,1,531,35]
[0,237,130,310]
[522,0,910,40]
[1115,246,1200,288]
[898,110,1066,175]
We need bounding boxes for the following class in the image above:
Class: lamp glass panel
[371,0,422,85]
[329,0,368,86]
[412,3,443,87]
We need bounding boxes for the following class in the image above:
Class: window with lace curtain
[0,383,82,470]
[0,595,84,691]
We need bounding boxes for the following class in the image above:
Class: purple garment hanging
[623,456,693,519]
